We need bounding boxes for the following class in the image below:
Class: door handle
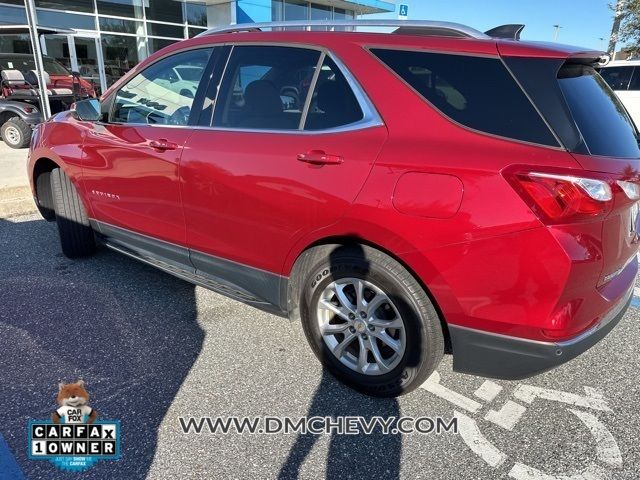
[297,150,343,166]
[149,139,178,151]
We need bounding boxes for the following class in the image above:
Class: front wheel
[299,245,444,397]
[50,168,96,258]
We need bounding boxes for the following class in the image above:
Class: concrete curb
[0,186,37,219]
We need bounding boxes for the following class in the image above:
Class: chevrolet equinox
[28,20,640,396]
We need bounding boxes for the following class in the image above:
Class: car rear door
[81,47,215,248]
[180,45,387,295]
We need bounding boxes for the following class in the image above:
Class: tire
[36,172,55,221]
[50,168,96,258]
[1,116,32,149]
[298,244,444,397]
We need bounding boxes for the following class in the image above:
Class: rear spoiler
[485,24,525,40]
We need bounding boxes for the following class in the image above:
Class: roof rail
[196,20,491,40]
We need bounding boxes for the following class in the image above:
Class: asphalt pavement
[0,214,639,480]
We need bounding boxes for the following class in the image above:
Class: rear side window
[213,46,321,130]
[304,56,364,130]
[558,64,640,158]
[599,66,633,91]
[371,49,558,147]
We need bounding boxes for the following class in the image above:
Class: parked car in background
[28,20,639,396]
[599,59,640,126]
[0,53,95,148]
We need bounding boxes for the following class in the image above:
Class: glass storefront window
[0,34,32,54]
[334,8,355,30]
[271,0,283,21]
[35,0,93,13]
[188,27,207,38]
[0,5,27,24]
[284,0,307,20]
[310,4,331,30]
[185,2,207,27]
[97,0,144,19]
[101,34,141,86]
[99,17,143,35]
[146,0,184,23]
[36,9,96,30]
[147,22,184,39]
[148,38,177,54]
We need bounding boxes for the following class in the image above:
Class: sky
[367,0,616,50]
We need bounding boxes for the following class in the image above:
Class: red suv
[28,20,639,396]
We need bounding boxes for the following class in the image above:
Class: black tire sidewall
[300,249,441,396]
[2,118,30,149]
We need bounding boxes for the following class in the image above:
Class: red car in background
[27,20,639,396]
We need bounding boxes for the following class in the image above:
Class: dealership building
[0,0,395,93]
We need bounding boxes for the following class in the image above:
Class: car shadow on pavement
[0,216,204,480]
[279,244,404,479]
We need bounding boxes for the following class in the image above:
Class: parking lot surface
[0,214,639,479]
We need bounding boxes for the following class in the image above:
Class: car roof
[102,24,605,98]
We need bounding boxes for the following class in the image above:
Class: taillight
[506,170,614,224]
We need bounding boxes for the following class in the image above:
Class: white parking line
[485,400,528,431]
[420,371,482,414]
[474,381,503,402]
[568,409,622,468]
[514,385,612,412]
[455,411,507,468]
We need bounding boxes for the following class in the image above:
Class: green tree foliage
[617,0,640,54]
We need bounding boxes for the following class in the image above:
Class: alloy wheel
[316,277,406,375]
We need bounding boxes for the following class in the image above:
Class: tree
[613,0,640,56]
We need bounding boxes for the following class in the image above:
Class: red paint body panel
[393,172,463,219]
[181,127,388,272]
[30,30,638,353]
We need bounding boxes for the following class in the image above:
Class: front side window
[213,46,320,130]
[371,49,558,147]
[111,48,212,126]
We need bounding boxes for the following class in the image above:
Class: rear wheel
[298,245,444,397]
[50,168,96,258]
[1,117,32,149]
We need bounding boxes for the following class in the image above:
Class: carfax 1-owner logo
[27,380,121,472]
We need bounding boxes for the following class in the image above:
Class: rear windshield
[371,49,559,147]
[0,57,69,75]
[558,64,640,158]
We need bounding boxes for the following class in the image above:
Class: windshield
[558,64,640,158]
[0,56,70,75]
[175,66,203,81]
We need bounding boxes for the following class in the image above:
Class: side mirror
[72,98,102,122]
[71,70,81,78]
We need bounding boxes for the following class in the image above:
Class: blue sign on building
[399,4,409,18]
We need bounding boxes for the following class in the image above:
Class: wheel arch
[32,157,61,220]
[286,235,452,354]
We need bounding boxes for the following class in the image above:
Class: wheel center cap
[354,321,367,333]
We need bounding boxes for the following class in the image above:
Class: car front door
[81,47,214,247]
[180,45,387,305]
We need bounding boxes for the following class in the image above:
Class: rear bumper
[449,284,633,380]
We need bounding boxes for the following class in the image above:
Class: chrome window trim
[108,41,385,134]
